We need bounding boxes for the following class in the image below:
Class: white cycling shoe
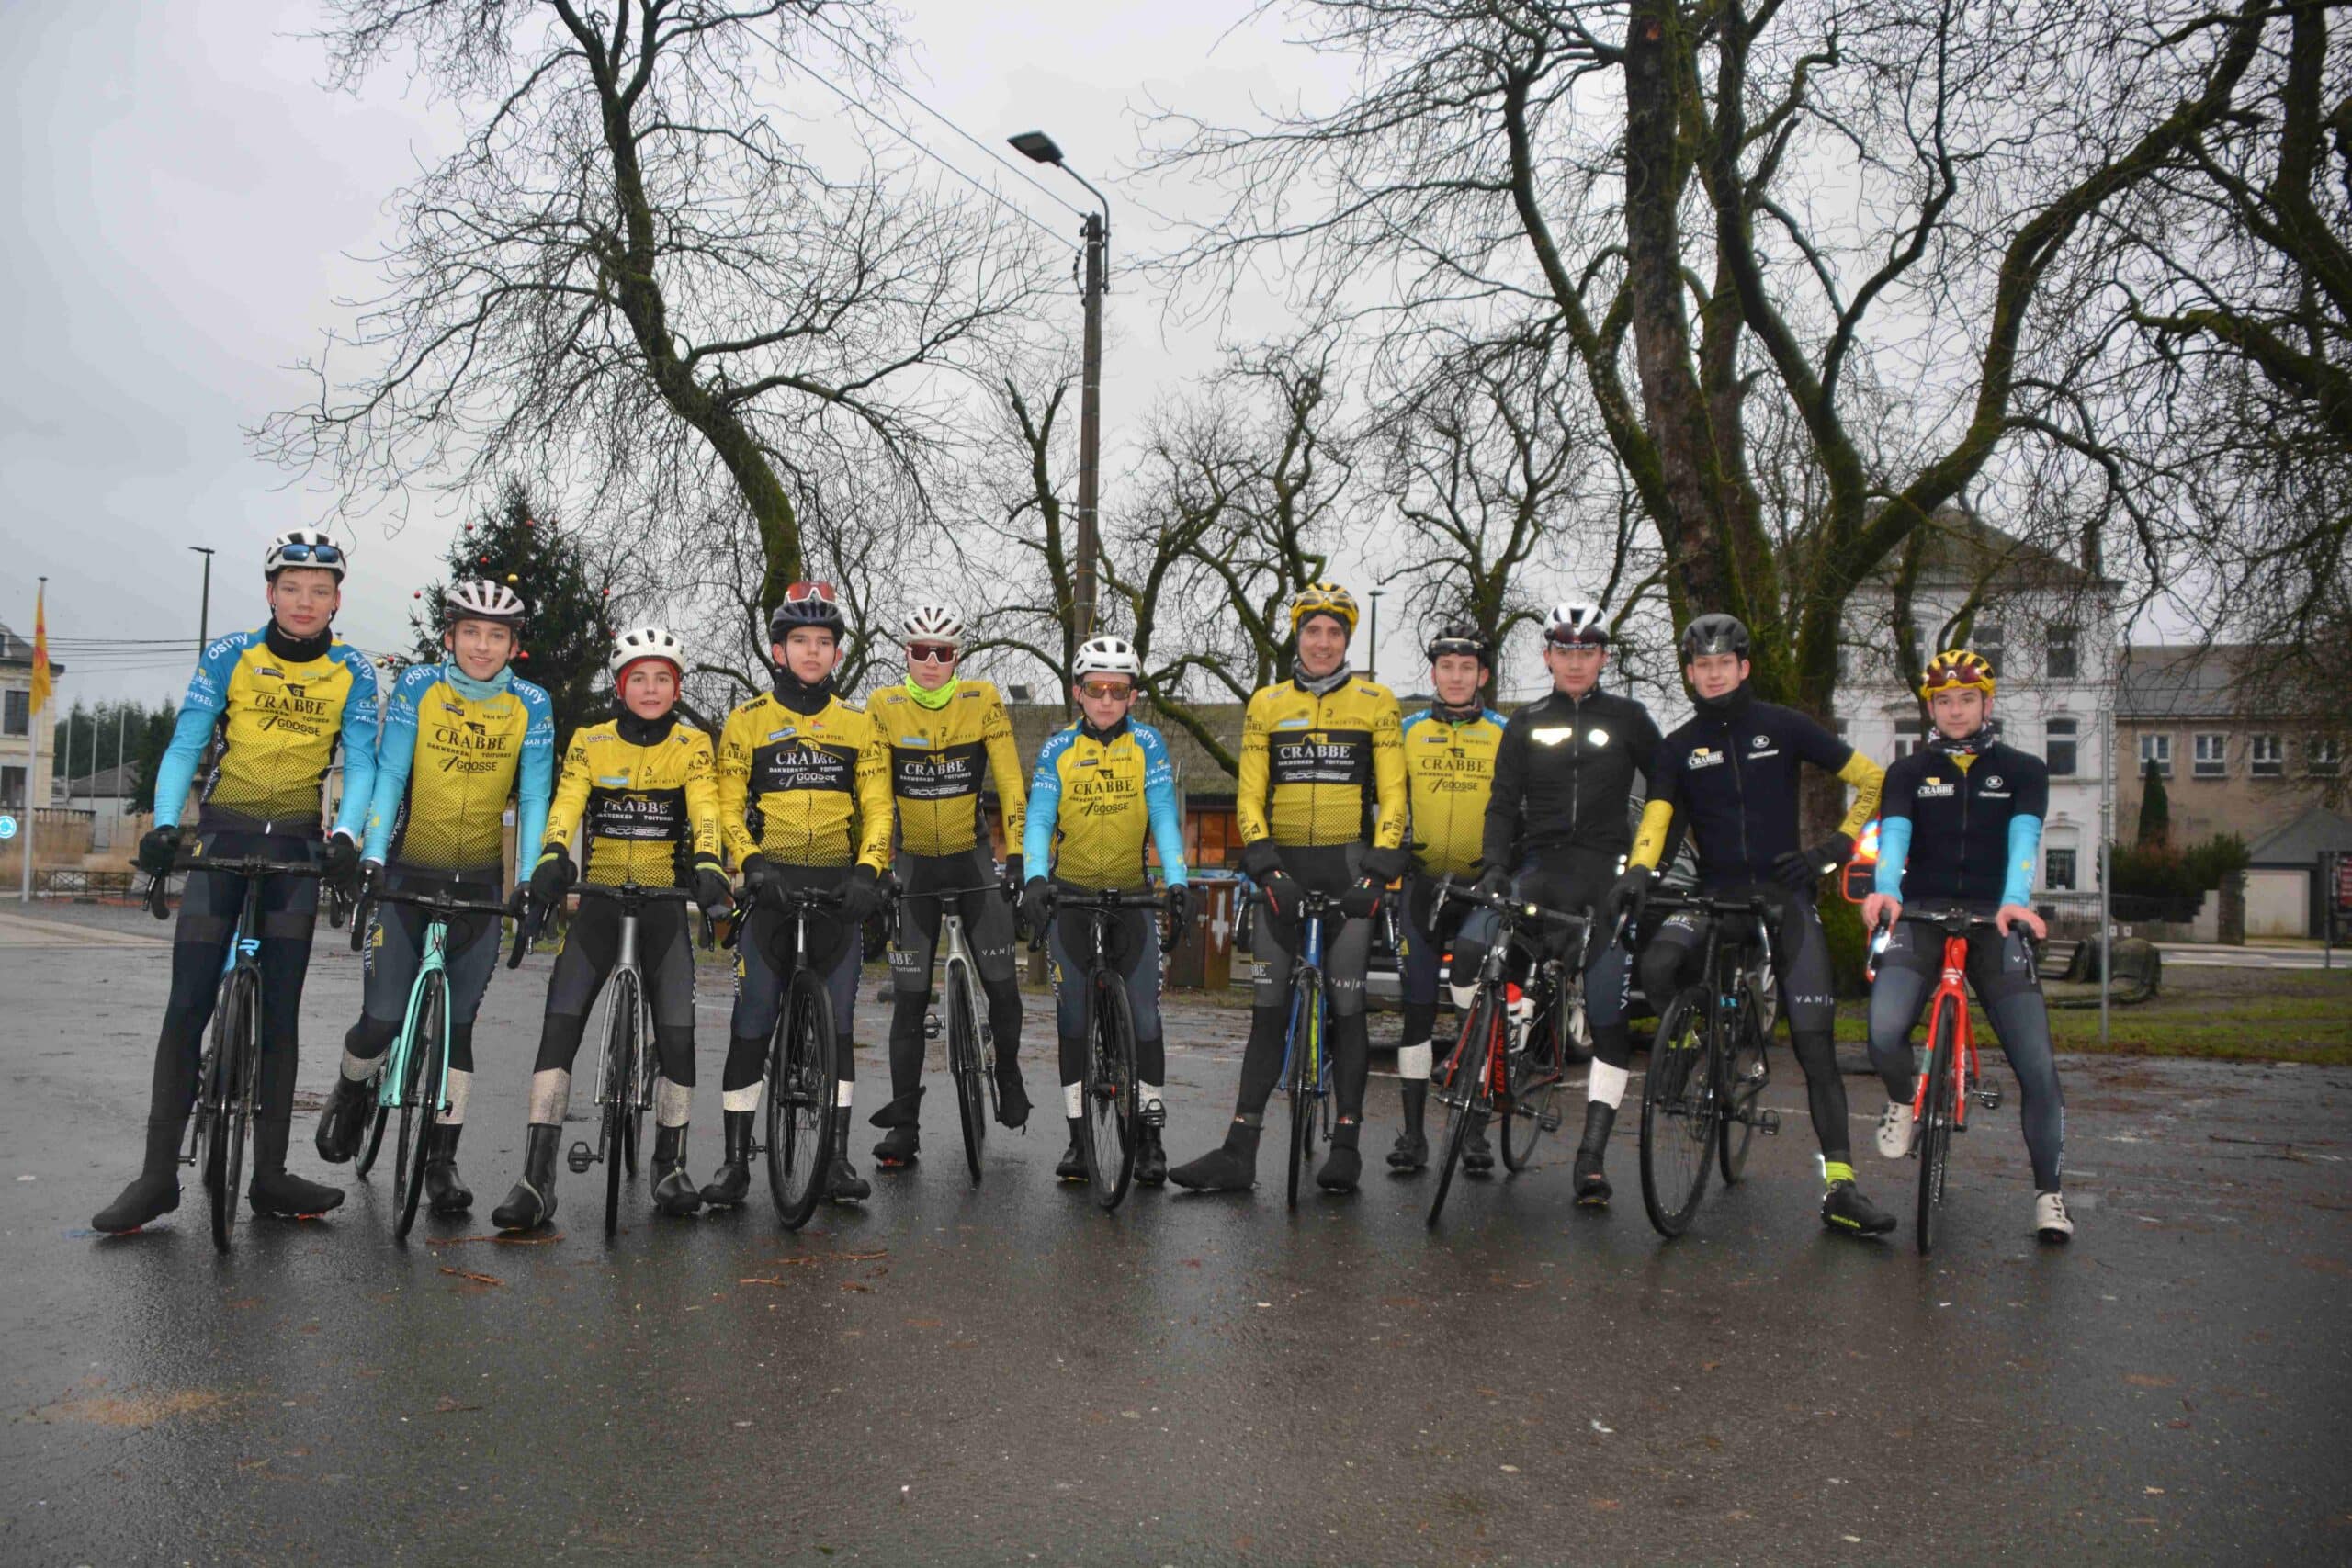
[1874,1099,1916,1159]
[2035,1190,2075,1244]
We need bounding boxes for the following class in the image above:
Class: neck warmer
[1928,716,2003,757]
[772,666,833,716]
[615,705,681,747]
[266,620,333,663]
[1292,660,1351,698]
[1692,681,1754,724]
[903,674,961,712]
[1080,713,1132,745]
[1430,698,1486,724]
[443,662,514,703]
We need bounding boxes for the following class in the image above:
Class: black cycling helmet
[1679,613,1751,663]
[769,580,846,641]
[1425,621,1493,667]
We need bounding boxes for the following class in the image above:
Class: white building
[1833,512,2117,897]
[0,623,60,815]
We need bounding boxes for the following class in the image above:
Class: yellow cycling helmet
[1290,582,1360,635]
[1918,648,1996,700]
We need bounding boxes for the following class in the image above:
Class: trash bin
[1168,875,1240,991]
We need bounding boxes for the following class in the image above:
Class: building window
[1973,623,2005,674]
[2193,733,2227,778]
[2311,736,2343,776]
[2046,717,2078,777]
[1894,717,1926,761]
[2250,734,2283,777]
[0,765,23,808]
[2139,733,2171,777]
[2,688,27,737]
[2045,847,2077,890]
[2045,623,2079,681]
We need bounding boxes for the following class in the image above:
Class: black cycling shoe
[1056,1117,1089,1181]
[649,1124,702,1218]
[874,1124,921,1168]
[1387,1130,1429,1172]
[247,1117,344,1218]
[1134,1121,1168,1188]
[1572,1147,1611,1208]
[993,1064,1032,1131]
[92,1170,181,1235]
[825,1110,869,1202]
[1463,1127,1496,1175]
[314,1075,374,1165]
[699,1110,754,1208]
[1822,1179,1896,1237]
[1316,1124,1363,1193]
[422,1124,472,1215]
[492,1123,560,1232]
[1166,1122,1261,1193]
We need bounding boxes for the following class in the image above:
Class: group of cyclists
[89,527,2073,1247]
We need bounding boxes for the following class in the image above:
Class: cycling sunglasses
[277,543,345,566]
[1078,680,1134,701]
[909,644,958,664]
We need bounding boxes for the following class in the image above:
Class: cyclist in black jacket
[1450,602,1661,1204]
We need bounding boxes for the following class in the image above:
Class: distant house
[2242,807,2352,939]
[54,761,141,852]
[0,623,62,813]
[2116,645,2341,850]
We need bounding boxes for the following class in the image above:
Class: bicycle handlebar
[348,882,526,964]
[1612,887,1776,953]
[1428,873,1591,932]
[139,852,345,927]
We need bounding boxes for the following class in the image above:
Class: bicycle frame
[1276,901,1332,1110]
[1912,933,1984,1134]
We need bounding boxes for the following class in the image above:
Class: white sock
[1139,1082,1164,1115]
[835,1079,854,1112]
[1447,981,1477,1011]
[339,1048,379,1083]
[1063,1082,1085,1119]
[442,1067,471,1126]
[1587,1061,1630,1111]
[722,1083,763,1113]
[528,1068,571,1124]
[654,1076,692,1129]
[1397,1042,1432,1081]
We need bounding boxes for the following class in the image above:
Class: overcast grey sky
[2,1,1347,710]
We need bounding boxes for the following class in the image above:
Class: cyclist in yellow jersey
[1169,583,1410,1195]
[490,627,728,1231]
[1018,636,1190,1185]
[868,604,1032,1170]
[314,581,553,1218]
[700,582,893,1207]
[96,529,378,1234]
[1385,623,1508,1172]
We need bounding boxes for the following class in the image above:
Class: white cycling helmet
[610,626,687,682]
[1072,636,1143,681]
[901,604,966,649]
[446,579,526,625]
[265,527,349,580]
[1544,601,1609,647]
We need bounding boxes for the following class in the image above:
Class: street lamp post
[189,545,216,650]
[1368,589,1384,680]
[1009,130,1109,642]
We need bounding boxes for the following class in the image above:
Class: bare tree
[263,0,1049,614]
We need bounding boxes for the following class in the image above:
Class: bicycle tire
[188,1041,219,1238]
[226,983,259,1245]
[627,975,652,1179]
[1639,987,1717,1238]
[203,979,244,1251]
[1080,969,1138,1211]
[1718,986,1770,1184]
[1500,989,1566,1173]
[1285,970,1322,1211]
[396,973,447,1242]
[601,966,641,1238]
[354,1103,389,1179]
[946,959,987,1185]
[1428,990,1499,1228]
[392,998,429,1224]
[764,971,838,1230]
[1916,1002,1958,1257]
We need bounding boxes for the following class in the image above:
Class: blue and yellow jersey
[1023,717,1189,892]
[362,664,554,886]
[152,626,379,839]
[1400,706,1506,879]
[716,693,895,872]
[541,716,722,887]
[869,680,1027,859]
[1236,676,1408,851]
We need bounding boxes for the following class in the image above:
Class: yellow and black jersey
[541,716,722,887]
[869,680,1027,859]
[153,626,379,839]
[717,693,894,872]
[1400,705,1506,880]
[1236,675,1408,852]
[363,663,555,885]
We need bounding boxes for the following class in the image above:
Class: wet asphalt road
[4,905,2349,1564]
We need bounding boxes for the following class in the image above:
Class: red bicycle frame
[1909,932,1984,1131]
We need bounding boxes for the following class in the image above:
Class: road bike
[891,882,1008,1185]
[1252,886,1340,1210]
[1424,876,1585,1227]
[143,852,342,1252]
[738,882,845,1231]
[1867,907,2012,1256]
[1043,887,1167,1212]
[1629,891,1784,1238]
[347,881,526,1240]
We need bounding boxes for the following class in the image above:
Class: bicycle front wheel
[354,1099,390,1179]
[1428,990,1500,1228]
[946,960,987,1185]
[764,971,838,1230]
[600,966,644,1238]
[1639,988,1717,1238]
[1718,986,1770,1184]
[1916,1002,1958,1256]
[1080,970,1138,1211]
[628,982,654,1179]
[1285,971,1323,1211]
[396,973,447,1242]
[1501,991,1566,1173]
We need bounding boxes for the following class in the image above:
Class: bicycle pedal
[923,1014,942,1040]
[1755,1111,1781,1135]
[565,1141,594,1175]
[1977,1087,2003,1110]
[1538,1112,1562,1133]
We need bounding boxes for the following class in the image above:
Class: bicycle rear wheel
[1285,972,1322,1211]
[396,974,447,1242]
[601,966,643,1238]
[946,960,987,1185]
[1428,990,1500,1228]
[1718,987,1770,1184]
[1080,970,1138,1211]
[1639,988,1718,1238]
[1501,989,1566,1172]
[1916,1003,1958,1256]
[764,972,838,1230]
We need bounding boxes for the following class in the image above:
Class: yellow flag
[28,584,51,715]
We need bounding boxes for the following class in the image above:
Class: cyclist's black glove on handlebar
[1770,832,1853,892]
[1471,865,1513,903]
[839,863,884,927]
[356,860,383,906]
[1361,843,1415,884]
[1019,876,1052,932]
[1001,853,1024,896]
[322,831,364,897]
[1241,839,1301,920]
[1605,864,1655,931]
[739,852,778,899]
[529,846,577,909]
[1165,882,1191,932]
[689,855,732,914]
[1340,879,1384,919]
[137,824,182,878]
